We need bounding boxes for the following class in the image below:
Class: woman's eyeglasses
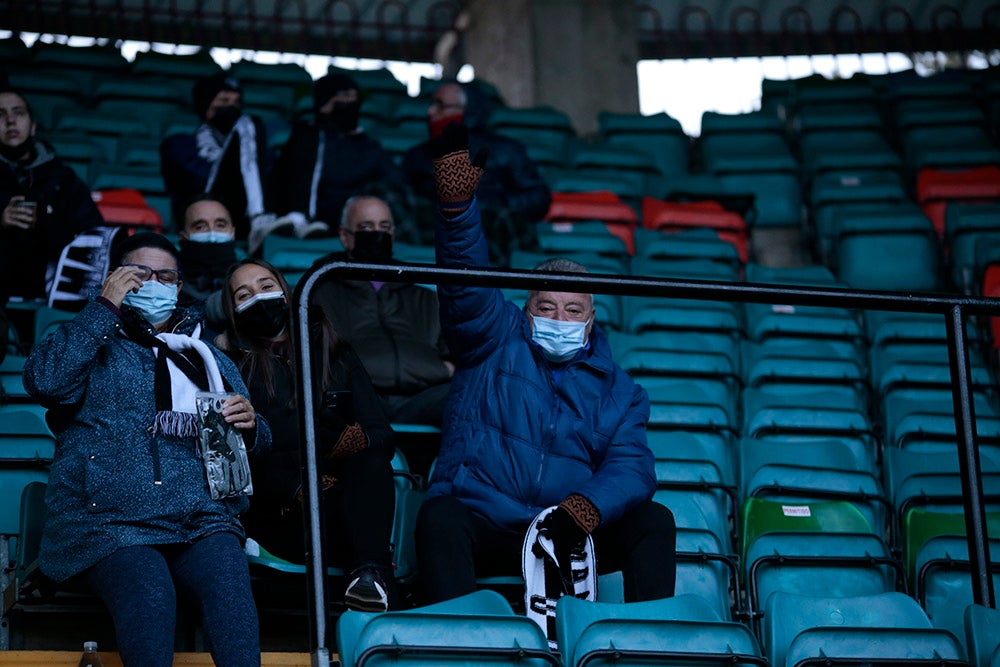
[125,264,183,285]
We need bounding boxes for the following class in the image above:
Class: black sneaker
[344,565,389,612]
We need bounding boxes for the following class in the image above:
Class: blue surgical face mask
[123,280,178,325]
[188,230,235,243]
[530,315,590,363]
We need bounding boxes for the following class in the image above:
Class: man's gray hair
[339,194,392,229]
[533,257,589,274]
[529,257,594,305]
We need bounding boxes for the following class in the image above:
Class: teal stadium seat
[701,133,798,176]
[945,204,1000,292]
[799,130,901,181]
[740,438,885,527]
[633,227,742,278]
[833,203,943,291]
[129,49,223,81]
[336,589,557,667]
[570,142,665,203]
[965,603,1000,667]
[0,410,54,568]
[489,105,576,174]
[904,509,1000,647]
[328,66,408,100]
[887,448,1000,549]
[764,591,967,667]
[555,594,766,667]
[0,355,31,403]
[231,60,313,89]
[534,220,631,258]
[718,172,802,229]
[902,125,1000,173]
[793,101,883,135]
[597,110,690,179]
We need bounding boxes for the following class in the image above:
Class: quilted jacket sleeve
[434,198,520,367]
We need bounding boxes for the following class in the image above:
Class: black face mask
[179,239,237,280]
[350,231,393,263]
[317,100,360,135]
[209,105,242,134]
[234,294,289,340]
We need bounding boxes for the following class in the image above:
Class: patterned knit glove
[326,422,369,459]
[429,121,487,217]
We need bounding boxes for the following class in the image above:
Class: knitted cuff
[559,493,602,535]
[326,422,369,459]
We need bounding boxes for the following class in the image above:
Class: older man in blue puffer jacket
[415,124,676,605]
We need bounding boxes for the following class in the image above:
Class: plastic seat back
[765,591,964,667]
[337,590,555,667]
[556,594,765,667]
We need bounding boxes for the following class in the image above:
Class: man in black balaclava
[270,72,407,241]
[0,88,104,306]
[311,194,453,428]
[160,73,288,253]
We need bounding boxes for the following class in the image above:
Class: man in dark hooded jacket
[401,80,551,264]
[160,73,284,252]
[0,88,104,306]
[270,72,405,237]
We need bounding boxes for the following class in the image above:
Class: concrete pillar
[461,0,639,136]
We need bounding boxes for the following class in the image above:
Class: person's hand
[222,394,256,433]
[537,506,587,594]
[99,265,145,307]
[444,360,456,377]
[429,122,487,217]
[2,196,34,230]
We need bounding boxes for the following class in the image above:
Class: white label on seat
[782,505,812,517]
[772,304,795,314]
[551,222,574,233]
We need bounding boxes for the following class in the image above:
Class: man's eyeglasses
[347,221,394,233]
[125,264,183,285]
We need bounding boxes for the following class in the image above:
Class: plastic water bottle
[77,641,105,667]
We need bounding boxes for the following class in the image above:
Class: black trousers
[247,443,395,572]
[415,495,676,605]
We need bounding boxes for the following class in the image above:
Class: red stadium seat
[983,263,1000,349]
[916,165,1000,238]
[544,190,638,254]
[91,188,164,233]
[641,196,748,263]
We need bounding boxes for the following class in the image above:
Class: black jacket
[270,121,405,224]
[223,338,394,509]
[312,252,451,398]
[0,140,104,303]
[159,116,271,236]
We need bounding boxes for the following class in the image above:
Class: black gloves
[428,121,487,217]
[537,505,588,594]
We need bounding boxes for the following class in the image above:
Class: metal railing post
[946,304,996,607]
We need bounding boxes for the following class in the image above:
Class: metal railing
[294,259,1000,664]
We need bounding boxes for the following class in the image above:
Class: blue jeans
[85,532,260,667]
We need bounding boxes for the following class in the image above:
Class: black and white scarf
[196,116,265,218]
[523,506,597,649]
[150,327,227,438]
